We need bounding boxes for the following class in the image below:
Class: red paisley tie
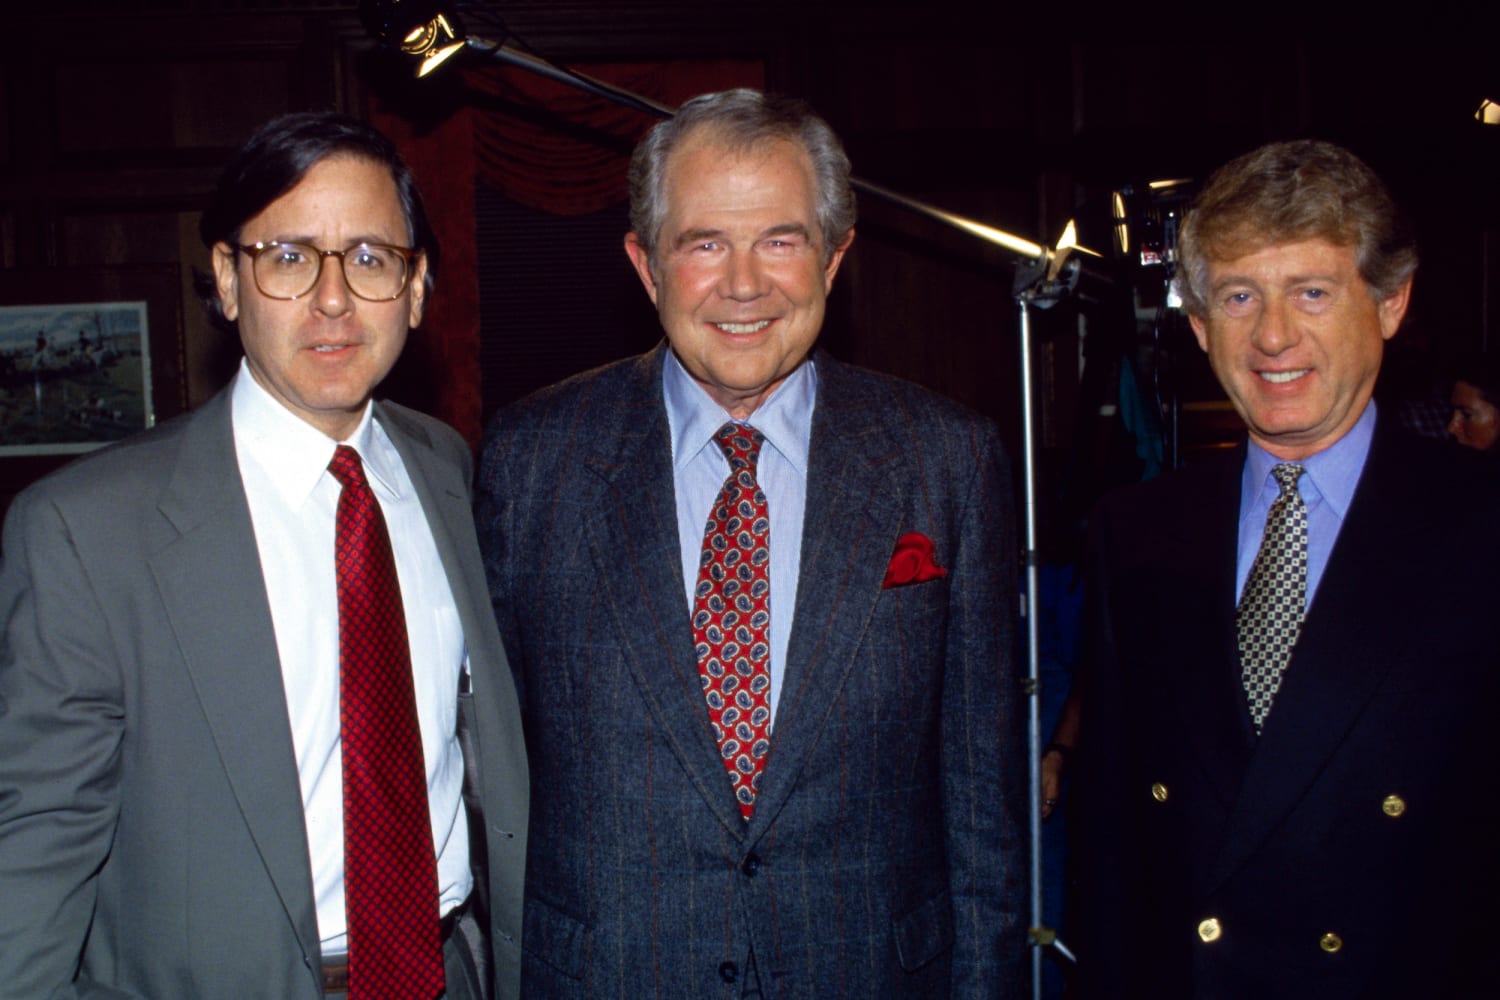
[692,423,774,820]
[329,445,445,1000]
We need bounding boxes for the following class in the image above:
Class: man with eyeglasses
[0,112,528,999]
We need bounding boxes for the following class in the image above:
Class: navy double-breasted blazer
[1075,418,1500,998]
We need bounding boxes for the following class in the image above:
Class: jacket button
[1321,932,1343,953]
[1197,917,1222,943]
[741,853,762,877]
[1382,794,1405,817]
[719,961,738,983]
[1151,783,1169,803]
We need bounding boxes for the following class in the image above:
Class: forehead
[659,134,818,223]
[244,154,409,241]
[1205,237,1360,284]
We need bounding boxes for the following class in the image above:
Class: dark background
[4,2,1498,546]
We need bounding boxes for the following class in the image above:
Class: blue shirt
[664,352,814,723]
[1236,402,1376,608]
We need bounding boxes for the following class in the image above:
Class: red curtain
[373,59,763,447]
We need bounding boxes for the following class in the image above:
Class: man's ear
[211,243,241,322]
[623,232,659,306]
[1378,275,1414,341]
[1188,311,1210,353]
[407,251,430,329]
[823,228,854,291]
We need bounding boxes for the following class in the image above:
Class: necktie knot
[1271,462,1304,497]
[714,423,764,473]
[329,444,368,492]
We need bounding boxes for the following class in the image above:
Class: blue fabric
[1237,402,1375,607]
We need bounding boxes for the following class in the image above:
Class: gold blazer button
[1198,917,1222,943]
[1151,782,1169,803]
[1320,932,1343,953]
[1382,794,1406,817]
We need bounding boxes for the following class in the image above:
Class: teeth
[313,345,344,352]
[1259,369,1308,384]
[715,321,770,334]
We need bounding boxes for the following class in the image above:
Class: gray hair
[627,88,856,266]
[1176,139,1417,315]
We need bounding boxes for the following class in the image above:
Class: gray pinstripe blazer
[477,346,1026,999]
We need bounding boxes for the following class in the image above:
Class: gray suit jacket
[0,386,528,999]
[477,346,1026,999]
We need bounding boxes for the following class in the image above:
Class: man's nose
[719,250,767,301]
[1251,298,1299,355]
[311,253,353,316]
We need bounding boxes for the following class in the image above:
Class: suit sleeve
[474,414,523,710]
[0,488,140,999]
[1069,498,1129,994]
[944,421,1027,996]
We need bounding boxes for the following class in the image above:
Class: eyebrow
[672,227,728,250]
[1210,270,1345,294]
[254,234,404,249]
[761,223,813,241]
[670,222,814,250]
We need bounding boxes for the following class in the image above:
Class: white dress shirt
[231,363,471,956]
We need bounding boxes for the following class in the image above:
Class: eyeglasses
[235,241,421,302]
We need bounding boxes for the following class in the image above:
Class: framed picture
[0,266,185,456]
[0,265,186,516]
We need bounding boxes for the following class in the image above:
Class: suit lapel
[376,403,484,668]
[1160,453,1255,812]
[147,390,322,964]
[746,357,902,838]
[579,350,750,836]
[1207,424,1409,891]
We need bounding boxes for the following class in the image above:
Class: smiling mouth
[714,321,771,334]
[1258,369,1310,384]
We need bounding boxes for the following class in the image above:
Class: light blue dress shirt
[664,352,813,723]
[1236,402,1376,608]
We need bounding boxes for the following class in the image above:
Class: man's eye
[349,247,386,270]
[272,247,308,267]
[1221,291,1256,315]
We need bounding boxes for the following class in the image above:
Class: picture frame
[0,265,186,512]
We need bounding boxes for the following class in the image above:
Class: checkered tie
[692,423,774,820]
[329,445,445,1000]
[1237,462,1308,734]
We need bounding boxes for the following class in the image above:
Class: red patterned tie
[329,445,445,1000]
[692,423,773,820]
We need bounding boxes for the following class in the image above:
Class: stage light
[360,0,468,78]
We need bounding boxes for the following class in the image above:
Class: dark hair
[627,88,855,268]
[195,111,438,329]
[1177,139,1417,316]
[1452,352,1500,406]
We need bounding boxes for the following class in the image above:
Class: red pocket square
[882,532,948,589]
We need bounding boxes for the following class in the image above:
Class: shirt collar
[230,359,399,506]
[1242,400,1375,522]
[662,350,816,475]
